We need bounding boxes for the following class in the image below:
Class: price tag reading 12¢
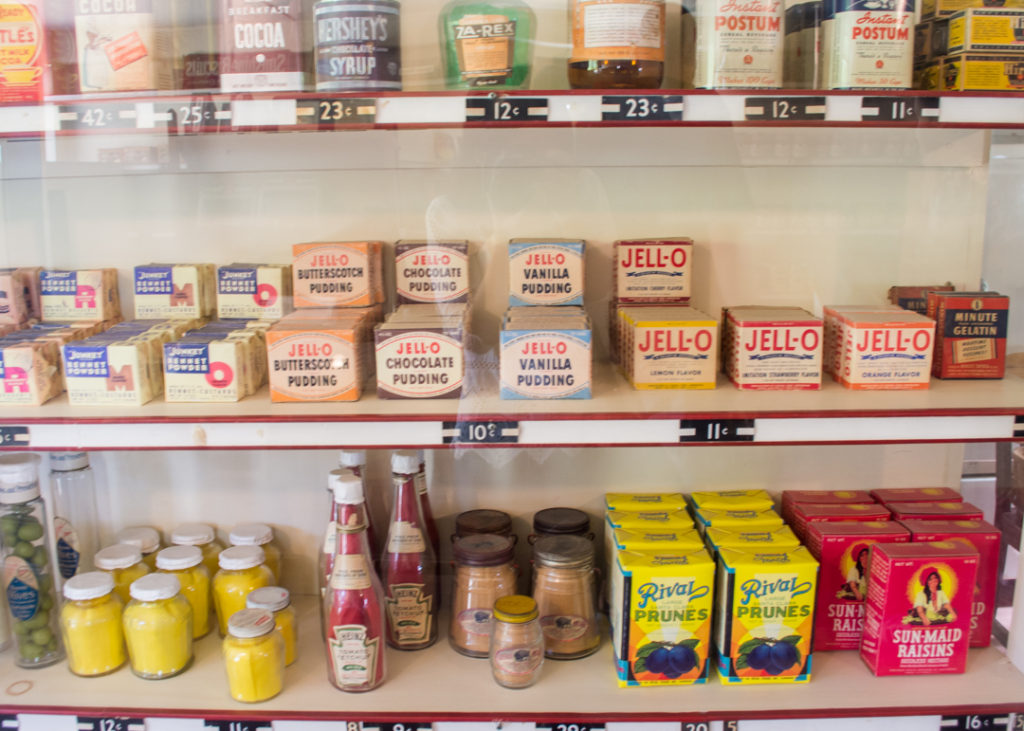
[466,98,549,123]
[744,96,827,122]
[601,95,683,122]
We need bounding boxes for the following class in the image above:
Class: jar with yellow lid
[246,586,296,666]
[213,546,273,636]
[115,526,161,571]
[123,573,193,679]
[170,522,224,578]
[59,571,125,677]
[449,534,517,657]
[222,608,285,703]
[490,595,544,689]
[531,535,600,660]
[94,544,150,604]
[229,523,282,583]
[156,546,211,639]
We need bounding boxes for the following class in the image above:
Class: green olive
[45,638,58,652]
[29,627,52,645]
[22,610,48,630]
[12,621,30,636]
[37,574,52,592]
[14,541,34,559]
[16,522,43,542]
[39,594,53,611]
[0,515,20,533]
[18,641,42,660]
[30,545,48,567]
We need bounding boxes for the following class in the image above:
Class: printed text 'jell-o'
[832,309,935,390]
[292,242,384,309]
[714,546,818,684]
[610,548,715,687]
[395,241,470,305]
[780,489,876,523]
[218,264,293,321]
[805,521,911,651]
[619,306,719,390]
[722,307,823,390]
[822,304,902,375]
[500,309,592,400]
[860,541,978,676]
[40,269,122,322]
[508,239,585,306]
[220,0,306,92]
[374,307,467,399]
[886,501,985,521]
[928,291,1009,380]
[134,264,216,320]
[899,520,1000,648]
[613,238,693,303]
[871,487,962,504]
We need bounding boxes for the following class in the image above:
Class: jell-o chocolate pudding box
[40,269,121,322]
[927,290,1009,379]
[899,519,1000,647]
[394,241,470,305]
[886,501,985,521]
[133,263,216,320]
[831,308,935,390]
[871,487,962,504]
[789,503,892,541]
[500,307,592,400]
[292,241,384,309]
[714,546,818,684]
[780,489,876,523]
[613,238,693,303]
[619,306,719,390]
[374,305,467,399]
[722,306,823,390]
[218,264,293,321]
[860,541,979,676]
[508,239,585,307]
[805,521,911,651]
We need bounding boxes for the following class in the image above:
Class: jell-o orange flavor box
[780,489,876,523]
[805,521,910,651]
[871,487,962,504]
[714,546,818,684]
[860,541,978,676]
[898,519,1000,648]
[886,502,984,521]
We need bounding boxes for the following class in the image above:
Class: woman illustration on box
[843,546,870,601]
[913,568,956,626]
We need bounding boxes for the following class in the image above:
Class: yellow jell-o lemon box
[704,526,801,555]
[610,548,715,687]
[605,493,688,511]
[690,489,774,512]
[714,546,819,684]
[694,508,784,535]
[612,528,706,552]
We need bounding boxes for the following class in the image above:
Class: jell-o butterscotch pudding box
[722,306,823,390]
[292,242,384,309]
[40,269,121,322]
[860,541,978,676]
[133,263,216,320]
[508,239,585,307]
[613,238,693,303]
[395,241,470,305]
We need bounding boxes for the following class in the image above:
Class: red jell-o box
[860,541,978,676]
[887,502,984,521]
[899,520,1000,648]
[780,490,875,523]
[789,503,891,541]
[805,521,911,651]
[871,487,961,504]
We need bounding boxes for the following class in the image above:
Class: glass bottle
[314,0,402,92]
[490,595,544,689]
[381,451,437,650]
[0,453,64,668]
[115,526,161,571]
[223,608,286,703]
[59,571,126,677]
[170,522,224,579]
[567,0,666,89]
[325,471,386,692]
[123,573,194,680]
[48,452,100,588]
[449,534,517,657]
[440,0,535,89]
[229,523,282,583]
[531,535,600,659]
[94,544,151,605]
[411,450,440,558]
[339,450,378,552]
[320,466,356,612]
[247,586,297,667]
[156,545,211,639]
[213,546,274,636]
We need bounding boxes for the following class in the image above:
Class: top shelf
[3,90,1024,138]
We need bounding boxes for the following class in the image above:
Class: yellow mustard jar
[222,608,285,703]
[246,586,297,666]
[171,522,224,579]
[123,573,193,679]
[157,545,211,639]
[94,544,150,604]
[116,526,162,571]
[229,523,282,583]
[213,546,273,636]
[59,571,126,677]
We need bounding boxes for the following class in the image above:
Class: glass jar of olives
[0,454,65,668]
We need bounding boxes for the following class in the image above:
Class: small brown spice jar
[531,534,600,660]
[449,534,517,657]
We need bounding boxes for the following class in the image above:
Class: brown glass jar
[531,508,592,543]
[531,535,600,660]
[449,534,518,657]
[567,0,666,90]
[454,510,514,541]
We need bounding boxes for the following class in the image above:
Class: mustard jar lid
[494,595,538,624]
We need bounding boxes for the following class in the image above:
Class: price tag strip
[601,95,683,122]
[0,717,16,730]
[941,716,1012,731]
[203,721,273,731]
[442,420,520,445]
[0,426,29,447]
[296,98,378,127]
[466,98,549,123]
[168,99,231,134]
[77,718,145,731]
[1014,415,1024,438]
[862,96,940,123]
[680,418,756,443]
[744,96,827,122]
[57,103,145,132]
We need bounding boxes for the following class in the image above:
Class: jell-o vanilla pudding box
[789,503,892,541]
[619,306,719,390]
[886,501,985,521]
[831,309,935,390]
[722,307,823,390]
[395,241,470,305]
[217,264,293,321]
[822,304,902,376]
[898,519,1000,647]
[613,238,693,303]
[780,489,876,523]
[508,239,585,306]
[927,290,1009,379]
[292,241,384,309]
[860,541,979,676]
[714,546,818,684]
[133,263,216,320]
[804,521,911,651]
[500,307,592,400]
[871,487,962,504]
[40,269,121,322]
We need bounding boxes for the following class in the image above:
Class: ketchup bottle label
[386,583,432,643]
[331,554,372,591]
[387,522,426,553]
[328,624,379,687]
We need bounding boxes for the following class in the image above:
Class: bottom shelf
[1,596,1023,722]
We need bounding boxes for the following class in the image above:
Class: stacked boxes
[163,322,268,403]
[374,304,468,399]
[824,306,936,390]
[886,502,985,521]
[888,284,955,315]
[927,290,1009,380]
[780,489,876,523]
[508,239,585,307]
[292,242,385,309]
[217,264,293,321]
[916,7,1024,88]
[133,264,216,320]
[721,307,823,390]
[789,503,893,541]
[395,241,471,305]
[40,269,122,323]
[0,268,42,326]
[616,306,719,390]
[500,306,592,400]
[613,238,693,304]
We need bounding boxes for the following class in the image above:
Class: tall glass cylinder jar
[48,452,100,588]
[449,534,517,657]
[531,535,600,659]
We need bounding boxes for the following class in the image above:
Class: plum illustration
[667,644,697,675]
[770,641,798,670]
[746,643,773,670]
[645,646,669,674]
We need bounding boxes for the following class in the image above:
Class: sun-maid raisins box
[693,508,785,536]
[871,486,962,504]
[394,241,471,305]
[714,546,818,684]
[610,548,715,687]
[292,241,384,309]
[217,264,293,321]
[780,489,877,523]
[860,541,979,676]
[134,263,216,320]
[805,521,911,651]
[40,269,121,322]
[606,492,688,511]
[619,306,718,389]
[886,501,985,521]
[508,238,585,307]
[789,502,892,541]
[722,307,823,390]
[613,238,693,303]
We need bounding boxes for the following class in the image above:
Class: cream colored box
[292,242,384,308]
[40,269,121,322]
[63,340,155,406]
[621,306,719,390]
[134,264,216,320]
[267,313,367,403]
[722,306,823,390]
[163,338,244,403]
[0,341,62,406]
[218,264,293,321]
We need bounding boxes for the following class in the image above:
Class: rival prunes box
[722,306,823,390]
[374,304,468,399]
[500,307,591,400]
[134,263,216,320]
[508,238,585,306]
[693,508,785,536]
[613,238,693,303]
[928,291,1009,379]
[394,241,470,305]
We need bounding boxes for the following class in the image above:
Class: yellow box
[693,508,785,535]
[612,528,706,552]
[619,306,718,390]
[690,489,774,512]
[915,62,942,89]
[941,53,1024,89]
[704,525,802,554]
[948,9,1024,52]
[714,546,819,684]
[922,0,1024,19]
[605,492,688,511]
[610,548,715,686]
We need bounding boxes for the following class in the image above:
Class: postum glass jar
[531,534,600,659]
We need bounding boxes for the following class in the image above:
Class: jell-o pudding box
[609,548,715,687]
[831,308,935,390]
[693,508,785,536]
[822,304,902,376]
[508,238,585,306]
[40,269,121,322]
[714,546,818,684]
[871,487,962,504]
[804,521,911,651]
[133,263,216,320]
[927,290,1009,379]
[789,503,892,541]
[860,541,979,676]
[292,241,385,309]
[606,492,689,511]
[898,519,1000,647]
[722,307,823,390]
[619,306,718,389]
[500,307,592,400]
[374,305,467,399]
[217,264,293,321]
[886,501,985,521]
[613,238,693,303]
[395,241,470,305]
[780,489,876,523]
